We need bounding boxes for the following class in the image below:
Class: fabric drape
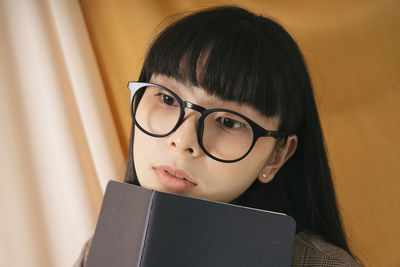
[0,0,123,266]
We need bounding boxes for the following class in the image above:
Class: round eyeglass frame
[128,81,288,163]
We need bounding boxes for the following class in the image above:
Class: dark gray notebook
[86,181,296,267]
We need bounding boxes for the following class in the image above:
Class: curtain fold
[0,0,123,266]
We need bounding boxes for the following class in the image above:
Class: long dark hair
[125,6,353,256]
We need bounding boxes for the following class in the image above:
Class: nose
[167,111,202,157]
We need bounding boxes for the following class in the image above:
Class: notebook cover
[86,181,296,267]
[86,181,153,267]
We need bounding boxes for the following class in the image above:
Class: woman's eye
[156,93,177,106]
[217,117,245,129]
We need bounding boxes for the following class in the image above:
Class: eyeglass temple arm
[267,131,288,146]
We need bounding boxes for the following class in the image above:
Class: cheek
[203,160,260,202]
[250,138,276,165]
[133,129,145,162]
[211,141,275,200]
[134,127,160,156]
[133,128,158,179]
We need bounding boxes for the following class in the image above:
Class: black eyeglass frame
[128,81,288,163]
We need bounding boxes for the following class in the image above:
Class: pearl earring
[261,173,267,179]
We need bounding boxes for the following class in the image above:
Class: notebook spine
[137,191,155,267]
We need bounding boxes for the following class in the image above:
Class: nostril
[170,141,176,147]
[187,148,194,153]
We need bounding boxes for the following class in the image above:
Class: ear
[257,135,298,184]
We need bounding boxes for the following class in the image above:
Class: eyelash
[216,117,245,129]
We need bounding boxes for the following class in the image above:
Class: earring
[261,173,267,179]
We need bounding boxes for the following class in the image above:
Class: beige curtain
[0,0,123,266]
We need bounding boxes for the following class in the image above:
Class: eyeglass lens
[133,85,254,161]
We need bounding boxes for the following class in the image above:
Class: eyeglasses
[128,82,287,163]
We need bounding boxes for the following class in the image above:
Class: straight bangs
[140,7,303,132]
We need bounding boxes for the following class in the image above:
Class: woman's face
[133,74,281,203]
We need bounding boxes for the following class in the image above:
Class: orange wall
[79,0,400,266]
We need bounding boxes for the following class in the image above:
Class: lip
[153,165,197,191]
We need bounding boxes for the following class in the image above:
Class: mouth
[153,165,197,191]
[165,170,190,181]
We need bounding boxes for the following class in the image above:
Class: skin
[134,74,297,203]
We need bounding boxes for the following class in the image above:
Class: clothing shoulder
[292,232,362,267]
[75,233,362,267]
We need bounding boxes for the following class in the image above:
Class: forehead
[149,74,280,129]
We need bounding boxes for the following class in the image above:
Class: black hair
[125,5,353,257]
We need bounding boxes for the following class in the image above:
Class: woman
[75,6,362,266]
